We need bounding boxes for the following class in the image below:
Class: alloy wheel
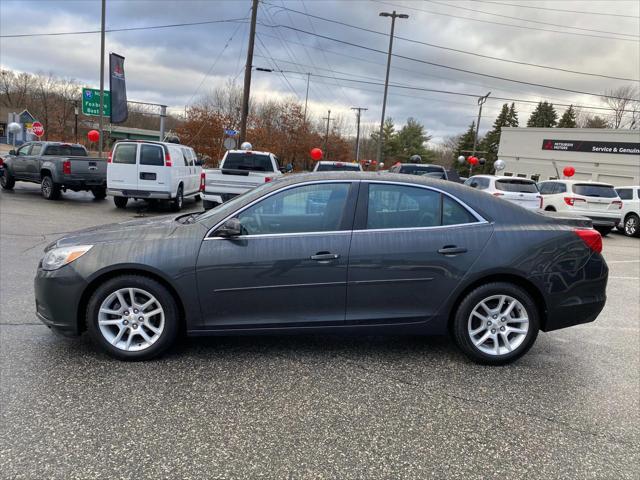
[42,178,51,197]
[625,216,638,236]
[98,287,165,352]
[467,294,529,356]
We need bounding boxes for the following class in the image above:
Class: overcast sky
[1,0,639,143]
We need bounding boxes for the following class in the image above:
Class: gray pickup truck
[0,142,107,200]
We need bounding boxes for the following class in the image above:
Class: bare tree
[602,85,639,129]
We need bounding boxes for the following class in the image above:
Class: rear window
[495,179,539,193]
[223,152,273,172]
[399,164,444,175]
[113,144,137,164]
[316,163,361,172]
[140,144,164,166]
[43,145,87,156]
[573,184,617,198]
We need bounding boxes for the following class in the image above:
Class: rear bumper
[587,216,621,227]
[203,191,241,204]
[108,188,172,199]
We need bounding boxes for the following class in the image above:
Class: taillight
[264,177,273,183]
[492,192,504,196]
[63,160,71,175]
[0,158,4,167]
[611,200,623,209]
[200,172,205,191]
[107,150,113,163]
[538,195,543,209]
[574,229,602,253]
[165,151,172,167]
[564,197,585,207]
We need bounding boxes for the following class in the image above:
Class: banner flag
[109,53,128,124]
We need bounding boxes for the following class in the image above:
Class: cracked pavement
[1,183,639,479]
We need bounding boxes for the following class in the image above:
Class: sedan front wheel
[86,275,179,360]
[453,282,539,365]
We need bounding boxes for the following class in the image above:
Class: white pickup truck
[202,149,283,210]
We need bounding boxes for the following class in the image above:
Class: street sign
[223,137,237,150]
[224,129,238,136]
[82,88,111,116]
[31,121,44,137]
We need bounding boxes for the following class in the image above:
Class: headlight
[41,245,93,271]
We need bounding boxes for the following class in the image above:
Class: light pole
[98,0,106,157]
[74,102,79,144]
[377,10,408,166]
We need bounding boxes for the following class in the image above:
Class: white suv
[312,161,363,172]
[464,175,541,210]
[615,186,640,237]
[107,141,202,211]
[538,180,622,236]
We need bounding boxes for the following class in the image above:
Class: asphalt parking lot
[1,183,638,479]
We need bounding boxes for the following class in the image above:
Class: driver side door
[195,181,358,329]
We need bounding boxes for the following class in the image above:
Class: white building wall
[497,128,640,186]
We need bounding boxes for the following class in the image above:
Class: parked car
[614,185,640,237]
[388,163,448,180]
[35,172,607,364]
[464,175,542,210]
[538,180,622,236]
[107,140,202,211]
[0,141,107,200]
[202,148,283,210]
[312,161,363,172]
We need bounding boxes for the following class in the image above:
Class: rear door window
[399,165,445,175]
[573,184,617,198]
[465,177,490,190]
[113,143,138,164]
[495,179,539,193]
[140,144,164,166]
[538,182,553,194]
[615,188,632,200]
[43,145,86,156]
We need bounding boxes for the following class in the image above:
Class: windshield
[43,145,87,156]
[223,152,274,172]
[573,184,617,198]
[400,165,444,175]
[495,179,539,193]
[316,163,361,171]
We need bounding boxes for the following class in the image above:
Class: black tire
[595,226,613,237]
[86,275,179,361]
[203,199,220,210]
[171,184,184,211]
[92,186,107,200]
[114,196,128,209]
[544,206,556,212]
[452,282,540,365]
[0,171,16,190]
[41,175,61,200]
[622,213,640,237]
[194,194,201,202]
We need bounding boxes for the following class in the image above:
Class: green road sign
[82,88,111,116]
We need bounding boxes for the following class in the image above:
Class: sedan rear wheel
[453,282,539,365]
[87,275,179,360]
[624,214,639,237]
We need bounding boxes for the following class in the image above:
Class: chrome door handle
[310,252,340,261]
[438,246,467,255]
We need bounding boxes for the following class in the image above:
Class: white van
[107,141,203,210]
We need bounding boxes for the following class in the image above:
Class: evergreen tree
[557,105,577,128]
[507,102,519,127]
[371,117,401,163]
[397,117,433,162]
[479,103,510,174]
[527,101,558,128]
[454,121,476,176]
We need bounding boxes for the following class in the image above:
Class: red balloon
[87,130,100,142]
[468,156,479,165]
[563,166,575,177]
[310,148,323,161]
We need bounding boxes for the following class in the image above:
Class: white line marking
[607,260,640,264]
[609,276,640,280]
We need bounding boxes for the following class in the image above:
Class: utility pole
[239,0,259,144]
[98,0,106,157]
[322,109,333,159]
[351,107,367,161]
[376,10,408,165]
[471,91,491,175]
[303,72,310,123]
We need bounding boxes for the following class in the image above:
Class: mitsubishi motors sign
[542,139,640,155]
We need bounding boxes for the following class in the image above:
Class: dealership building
[496,128,640,186]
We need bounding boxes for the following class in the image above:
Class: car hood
[46,214,191,250]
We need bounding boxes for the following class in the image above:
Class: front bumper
[108,188,172,199]
[34,264,88,336]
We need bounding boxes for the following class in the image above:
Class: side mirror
[8,149,16,155]
[470,182,478,188]
[216,218,242,237]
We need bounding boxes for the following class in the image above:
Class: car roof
[398,163,445,169]
[316,161,358,164]
[115,140,193,149]
[616,185,640,189]
[541,179,613,186]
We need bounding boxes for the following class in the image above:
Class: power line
[262,2,638,82]
[259,22,639,101]
[471,0,640,20]
[0,18,248,38]
[426,0,639,38]
[254,35,301,99]
[371,0,639,42]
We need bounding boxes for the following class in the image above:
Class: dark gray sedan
[35,172,608,364]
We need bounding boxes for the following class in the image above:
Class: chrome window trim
[203,178,488,239]
[204,180,357,239]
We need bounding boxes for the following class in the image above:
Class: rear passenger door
[346,182,493,324]
[138,143,168,195]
